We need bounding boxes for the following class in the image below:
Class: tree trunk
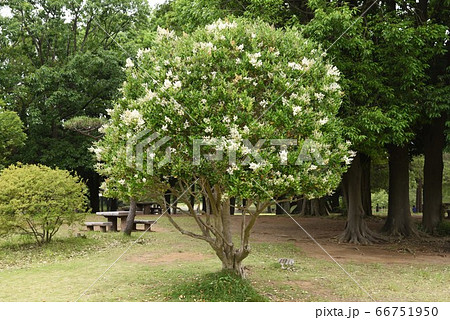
[383,145,415,237]
[361,153,372,216]
[329,186,341,212]
[422,115,445,233]
[291,198,303,214]
[164,190,171,214]
[276,197,290,214]
[339,153,382,244]
[216,199,246,277]
[221,253,244,277]
[302,198,329,216]
[124,197,137,236]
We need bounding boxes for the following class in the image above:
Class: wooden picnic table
[96,211,143,232]
[137,202,162,215]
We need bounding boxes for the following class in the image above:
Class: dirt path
[130,215,449,266]
[245,215,449,265]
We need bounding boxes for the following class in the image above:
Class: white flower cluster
[326,64,340,78]
[205,20,238,33]
[342,150,357,165]
[292,105,302,116]
[120,109,145,127]
[270,172,296,186]
[301,57,315,71]
[156,26,176,40]
[162,79,182,91]
[125,58,134,68]
[193,42,217,54]
[288,62,302,70]
[314,92,325,102]
[89,146,104,161]
[323,82,341,92]
[138,88,158,104]
[287,57,315,72]
[247,52,262,68]
[136,48,151,59]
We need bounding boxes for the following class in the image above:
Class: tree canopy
[94,17,352,274]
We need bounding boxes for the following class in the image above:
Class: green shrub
[169,271,268,302]
[0,164,88,244]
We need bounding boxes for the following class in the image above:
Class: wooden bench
[85,221,113,232]
[133,219,156,231]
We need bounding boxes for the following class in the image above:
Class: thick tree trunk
[302,198,329,216]
[360,153,372,216]
[221,254,244,277]
[124,197,137,236]
[383,145,415,237]
[339,153,382,244]
[422,115,445,233]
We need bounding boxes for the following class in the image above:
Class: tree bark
[275,197,290,214]
[339,153,382,244]
[383,145,415,237]
[291,198,303,214]
[124,197,137,236]
[422,115,445,233]
[301,198,329,216]
[329,186,341,212]
[360,153,372,216]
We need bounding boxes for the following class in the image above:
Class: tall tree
[418,0,450,233]
[94,18,351,275]
[0,0,150,211]
[0,110,26,169]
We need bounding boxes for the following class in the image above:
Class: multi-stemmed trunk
[165,180,268,277]
[422,115,445,233]
[382,145,414,237]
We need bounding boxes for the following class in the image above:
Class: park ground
[0,214,449,302]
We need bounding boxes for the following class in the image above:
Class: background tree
[415,0,450,233]
[0,0,150,212]
[0,110,26,169]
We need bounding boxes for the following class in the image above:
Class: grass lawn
[0,215,448,302]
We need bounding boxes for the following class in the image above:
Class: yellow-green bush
[0,164,88,244]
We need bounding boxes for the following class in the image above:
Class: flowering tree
[94,18,352,276]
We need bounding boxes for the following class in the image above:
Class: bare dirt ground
[245,215,450,265]
[146,214,449,266]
